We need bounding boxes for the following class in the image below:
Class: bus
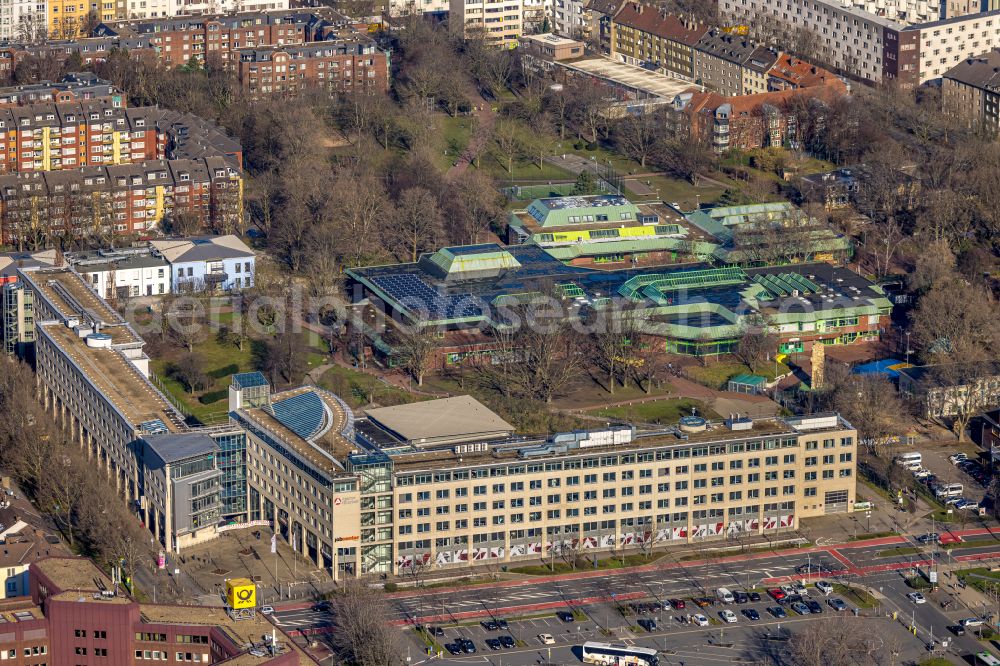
[581,642,658,666]
[975,652,1000,666]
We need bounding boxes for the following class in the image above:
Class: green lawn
[957,567,1000,594]
[149,321,257,424]
[685,359,791,391]
[588,398,719,425]
[510,553,658,575]
[434,116,474,172]
[830,583,878,608]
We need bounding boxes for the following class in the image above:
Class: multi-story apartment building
[719,0,1000,85]
[93,9,345,68]
[386,0,450,16]
[0,72,120,107]
[449,0,526,47]
[0,0,47,43]
[0,156,242,247]
[48,0,118,39]
[0,100,240,175]
[767,53,843,90]
[553,0,588,37]
[609,2,709,80]
[237,40,390,98]
[942,48,1000,129]
[694,29,778,95]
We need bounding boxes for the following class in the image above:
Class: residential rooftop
[943,48,1000,90]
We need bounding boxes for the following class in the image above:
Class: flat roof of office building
[141,432,219,465]
[365,396,514,446]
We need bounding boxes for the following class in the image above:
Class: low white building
[69,248,171,301]
[151,235,255,293]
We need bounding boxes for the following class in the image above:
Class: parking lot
[406,579,872,663]
[904,447,991,516]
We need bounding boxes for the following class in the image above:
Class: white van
[717,588,735,604]
[935,483,964,498]
[896,452,922,466]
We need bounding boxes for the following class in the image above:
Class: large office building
[10,253,860,577]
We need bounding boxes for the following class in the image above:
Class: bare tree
[330,579,399,666]
[390,187,445,263]
[829,371,905,458]
[734,313,777,372]
[390,324,438,387]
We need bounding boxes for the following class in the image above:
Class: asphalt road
[273,533,1000,665]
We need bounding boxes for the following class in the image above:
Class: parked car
[459,639,477,654]
[538,634,555,645]
[734,591,749,604]
[768,588,787,601]
[827,598,848,611]
[792,581,808,596]
[748,591,762,602]
[637,618,657,632]
[719,610,738,624]
[428,626,445,637]
[495,619,509,630]
[670,598,686,610]
[499,636,515,649]
[767,606,787,619]
[445,644,463,655]
[913,468,932,479]
[958,500,981,511]
[481,621,499,631]
[805,599,823,614]
[742,608,760,621]
[693,597,715,607]
[950,453,969,465]
[791,602,811,615]
[693,614,710,627]
[815,581,834,596]
[556,611,575,623]
[485,639,502,651]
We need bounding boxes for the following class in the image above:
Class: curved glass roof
[270,391,326,441]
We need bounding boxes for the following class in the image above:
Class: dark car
[481,621,498,631]
[949,625,966,636]
[445,644,462,656]
[916,533,939,544]
[796,562,834,574]
[749,592,762,602]
[556,611,575,623]
[767,606,787,619]
[629,603,648,615]
[485,639,502,651]
[499,636,515,649]
[496,619,509,630]
[313,601,331,612]
[460,639,477,654]
[637,618,657,632]
[827,598,848,611]
[428,626,444,637]
[670,599,686,610]
[734,591,749,604]
[743,609,760,621]
[805,600,823,614]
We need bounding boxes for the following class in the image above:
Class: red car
[669,598,686,610]
[767,588,786,601]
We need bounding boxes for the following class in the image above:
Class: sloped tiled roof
[613,3,709,46]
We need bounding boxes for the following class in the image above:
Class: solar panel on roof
[369,274,484,321]
[270,391,326,441]
[140,419,168,435]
